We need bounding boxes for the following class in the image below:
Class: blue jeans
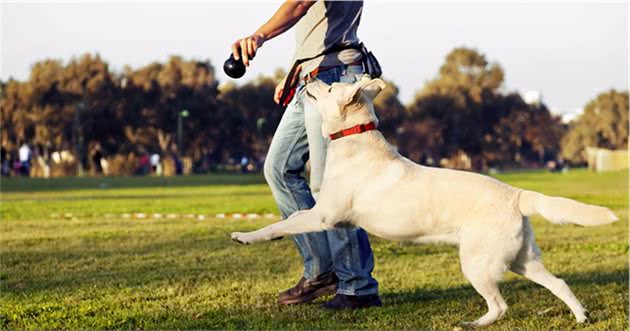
[263,65,378,296]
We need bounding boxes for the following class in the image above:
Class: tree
[562,90,629,163]
[1,55,118,158]
[419,47,504,103]
[405,48,505,165]
[405,47,565,169]
[0,49,576,176]
[372,79,406,145]
[121,56,220,158]
[219,73,283,161]
[485,94,565,167]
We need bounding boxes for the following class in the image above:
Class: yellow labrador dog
[231,76,618,327]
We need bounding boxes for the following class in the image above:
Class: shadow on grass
[123,269,628,330]
[154,268,628,329]
[381,268,628,306]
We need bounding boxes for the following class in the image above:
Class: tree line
[1,47,627,176]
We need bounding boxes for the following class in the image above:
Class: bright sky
[1,1,628,116]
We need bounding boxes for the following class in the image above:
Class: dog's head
[304,75,386,137]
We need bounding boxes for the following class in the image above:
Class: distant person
[230,0,380,309]
[199,148,211,173]
[0,147,9,176]
[240,156,249,173]
[12,153,21,176]
[546,160,557,172]
[150,153,161,175]
[174,155,183,176]
[137,152,150,175]
[92,145,104,175]
[18,143,32,177]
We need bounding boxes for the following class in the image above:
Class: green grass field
[1,169,627,330]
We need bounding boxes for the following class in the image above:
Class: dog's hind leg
[512,259,587,322]
[457,222,523,327]
[231,209,328,245]
[510,218,587,322]
[459,251,509,327]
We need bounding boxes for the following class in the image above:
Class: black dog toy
[223,54,247,79]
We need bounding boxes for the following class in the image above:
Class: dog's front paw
[576,310,590,324]
[230,232,252,245]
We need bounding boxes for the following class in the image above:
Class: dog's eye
[327,87,332,93]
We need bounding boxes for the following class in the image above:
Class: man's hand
[231,1,316,69]
[274,76,287,104]
[231,34,266,67]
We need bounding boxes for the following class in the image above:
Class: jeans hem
[303,268,334,280]
[336,288,379,296]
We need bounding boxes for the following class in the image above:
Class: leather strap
[329,122,377,140]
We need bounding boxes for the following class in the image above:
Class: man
[18,142,31,177]
[231,0,380,309]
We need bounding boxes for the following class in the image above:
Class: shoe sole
[322,301,382,310]
[278,284,337,305]
[321,298,383,310]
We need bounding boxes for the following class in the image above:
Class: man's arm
[232,0,316,67]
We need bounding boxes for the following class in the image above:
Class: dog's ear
[345,76,386,104]
[359,77,386,101]
[305,79,330,101]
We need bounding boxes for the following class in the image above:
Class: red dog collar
[329,122,377,140]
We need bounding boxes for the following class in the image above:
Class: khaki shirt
[292,0,363,77]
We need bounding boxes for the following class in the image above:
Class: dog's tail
[518,190,618,226]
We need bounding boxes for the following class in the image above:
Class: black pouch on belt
[361,43,383,79]
[278,43,382,108]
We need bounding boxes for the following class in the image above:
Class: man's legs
[303,66,379,298]
[263,92,334,281]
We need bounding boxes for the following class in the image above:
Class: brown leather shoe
[278,272,337,305]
